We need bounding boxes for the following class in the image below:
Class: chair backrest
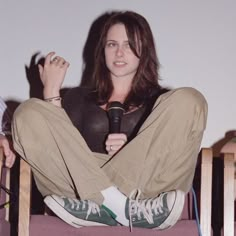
[0,147,10,236]
[18,148,213,236]
[222,140,236,236]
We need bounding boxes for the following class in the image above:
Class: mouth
[113,61,127,66]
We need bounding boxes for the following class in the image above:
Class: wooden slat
[18,158,32,236]
[5,167,10,221]
[223,152,235,236]
[0,148,3,186]
[0,148,4,196]
[200,148,213,236]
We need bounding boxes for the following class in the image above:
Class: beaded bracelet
[44,96,62,102]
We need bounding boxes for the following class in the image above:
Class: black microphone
[107,101,125,133]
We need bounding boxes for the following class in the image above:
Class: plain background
[0,0,235,150]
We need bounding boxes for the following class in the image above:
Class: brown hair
[91,11,161,110]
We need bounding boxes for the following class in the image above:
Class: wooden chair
[222,140,236,236]
[0,147,11,236]
[18,148,213,236]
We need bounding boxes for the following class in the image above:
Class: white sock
[101,186,129,226]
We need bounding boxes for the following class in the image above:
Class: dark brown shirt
[63,87,158,153]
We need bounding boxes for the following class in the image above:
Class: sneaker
[126,189,185,230]
[44,195,118,228]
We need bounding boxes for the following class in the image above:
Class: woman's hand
[105,133,127,155]
[0,135,16,168]
[38,52,70,99]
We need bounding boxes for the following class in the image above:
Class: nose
[115,45,124,57]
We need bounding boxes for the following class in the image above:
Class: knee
[172,87,208,111]
[13,98,43,123]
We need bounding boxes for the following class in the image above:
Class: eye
[106,42,117,48]
[124,42,131,48]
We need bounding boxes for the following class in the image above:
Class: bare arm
[38,52,70,107]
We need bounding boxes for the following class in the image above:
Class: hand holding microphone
[105,101,127,155]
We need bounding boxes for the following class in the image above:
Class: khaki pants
[12,87,207,204]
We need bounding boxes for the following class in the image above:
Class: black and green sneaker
[44,195,118,227]
[126,190,185,229]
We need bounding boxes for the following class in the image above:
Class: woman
[12,11,207,230]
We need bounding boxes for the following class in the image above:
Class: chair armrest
[18,158,32,236]
[223,152,235,236]
[200,147,213,236]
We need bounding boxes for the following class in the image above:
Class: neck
[110,83,131,103]
[112,75,132,93]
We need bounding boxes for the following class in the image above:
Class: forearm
[39,52,69,108]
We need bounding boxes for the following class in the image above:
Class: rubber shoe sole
[44,195,109,228]
[155,190,185,230]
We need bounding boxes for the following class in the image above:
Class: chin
[111,70,137,79]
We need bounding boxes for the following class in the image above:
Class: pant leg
[103,87,208,198]
[12,98,112,204]
[12,87,207,203]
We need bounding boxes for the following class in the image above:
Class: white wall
[0,0,235,149]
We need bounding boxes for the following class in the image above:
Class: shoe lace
[129,189,165,231]
[66,198,101,220]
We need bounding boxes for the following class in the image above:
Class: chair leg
[18,158,32,236]
[200,148,213,236]
[223,152,235,236]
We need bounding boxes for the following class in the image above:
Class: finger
[106,145,116,155]
[61,61,70,69]
[106,144,114,153]
[107,133,127,141]
[5,152,16,168]
[45,52,55,65]
[108,150,116,155]
[50,56,59,65]
[106,145,110,152]
[106,138,127,148]
[51,56,68,68]
[106,144,121,154]
[53,56,63,64]
[38,64,43,77]
[57,57,68,67]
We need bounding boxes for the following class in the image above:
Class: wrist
[44,96,62,108]
[43,88,60,100]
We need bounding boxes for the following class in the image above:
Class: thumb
[38,64,43,78]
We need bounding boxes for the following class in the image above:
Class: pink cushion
[0,219,10,236]
[181,193,193,220]
[28,192,197,235]
[29,215,199,236]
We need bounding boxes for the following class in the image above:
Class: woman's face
[104,23,140,81]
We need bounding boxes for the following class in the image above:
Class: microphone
[107,101,125,133]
